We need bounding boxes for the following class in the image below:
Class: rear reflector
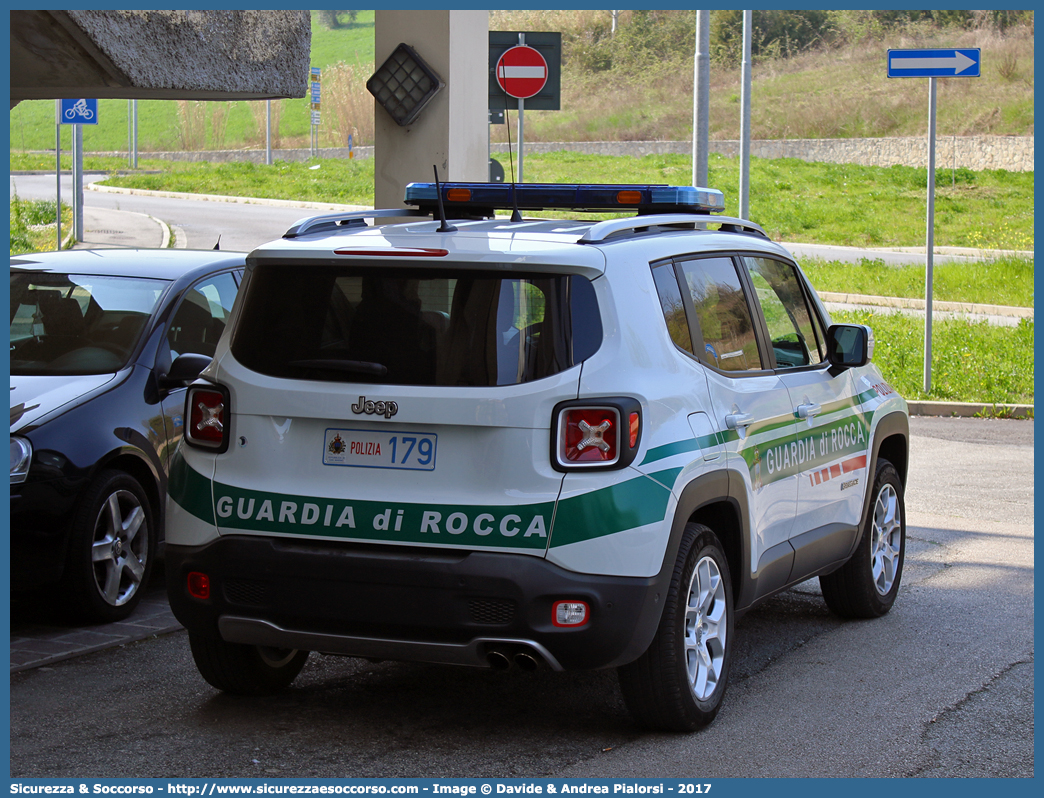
[187,572,210,600]
[553,601,589,627]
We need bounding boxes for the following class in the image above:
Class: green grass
[802,256,1034,308]
[10,197,72,255]
[87,158,375,206]
[833,310,1034,406]
[309,11,374,69]
[20,149,1030,260]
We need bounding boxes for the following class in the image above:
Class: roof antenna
[503,99,522,222]
[432,165,457,233]
[212,235,221,250]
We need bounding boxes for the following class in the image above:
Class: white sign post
[887,48,980,393]
[58,98,98,245]
[310,67,322,159]
[496,36,548,183]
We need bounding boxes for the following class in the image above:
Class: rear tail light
[185,384,231,453]
[551,398,642,472]
[553,601,589,627]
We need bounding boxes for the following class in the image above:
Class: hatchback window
[231,264,601,386]
[9,272,169,375]
[167,272,239,360]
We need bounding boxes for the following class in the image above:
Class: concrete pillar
[373,10,489,212]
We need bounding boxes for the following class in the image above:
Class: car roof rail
[577,213,769,245]
[283,209,428,239]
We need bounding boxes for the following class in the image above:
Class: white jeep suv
[166,182,909,731]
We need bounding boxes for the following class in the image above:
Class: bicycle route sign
[60,98,99,124]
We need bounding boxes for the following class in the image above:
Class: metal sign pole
[692,10,710,187]
[266,100,272,165]
[517,33,525,183]
[924,77,937,394]
[72,123,84,242]
[739,10,752,218]
[132,99,138,168]
[55,100,61,250]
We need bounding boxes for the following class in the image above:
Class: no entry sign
[496,45,548,99]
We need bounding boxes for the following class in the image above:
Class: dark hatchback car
[10,248,245,622]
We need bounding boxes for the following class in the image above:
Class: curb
[153,214,172,249]
[907,401,1032,419]
[818,291,1032,318]
[88,182,371,212]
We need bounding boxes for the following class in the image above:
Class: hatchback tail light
[551,398,642,472]
[185,384,231,453]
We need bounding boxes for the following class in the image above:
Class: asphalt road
[8,417,1034,779]
[11,173,313,252]
[10,173,993,264]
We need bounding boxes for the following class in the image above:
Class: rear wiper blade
[288,359,389,376]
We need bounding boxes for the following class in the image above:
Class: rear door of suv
[208,257,603,557]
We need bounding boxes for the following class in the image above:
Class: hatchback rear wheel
[62,469,154,623]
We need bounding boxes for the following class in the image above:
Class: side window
[678,256,763,372]
[168,272,238,360]
[743,257,823,368]
[651,261,693,354]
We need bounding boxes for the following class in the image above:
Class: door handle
[796,401,822,420]
[725,412,753,430]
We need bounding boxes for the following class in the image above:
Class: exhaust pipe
[486,650,511,670]
[514,652,539,671]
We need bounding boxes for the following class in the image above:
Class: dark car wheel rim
[91,489,149,607]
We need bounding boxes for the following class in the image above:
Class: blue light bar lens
[403,182,725,213]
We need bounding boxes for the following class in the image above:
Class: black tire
[820,458,906,618]
[62,469,155,624]
[189,633,310,695]
[618,523,734,732]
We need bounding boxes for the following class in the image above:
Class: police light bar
[403,182,726,217]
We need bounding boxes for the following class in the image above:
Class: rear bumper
[166,535,669,671]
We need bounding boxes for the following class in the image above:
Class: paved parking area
[10,579,181,673]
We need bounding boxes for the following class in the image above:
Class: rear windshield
[232,264,602,386]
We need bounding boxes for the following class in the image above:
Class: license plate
[323,428,437,471]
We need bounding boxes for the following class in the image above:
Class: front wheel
[189,633,310,695]
[618,523,734,732]
[820,457,906,618]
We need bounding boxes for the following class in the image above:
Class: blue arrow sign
[60,98,99,124]
[888,48,980,78]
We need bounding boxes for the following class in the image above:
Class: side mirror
[159,353,212,388]
[826,324,874,368]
